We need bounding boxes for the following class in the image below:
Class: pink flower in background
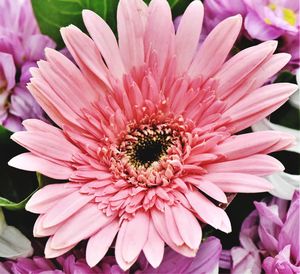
[9,0,297,270]
[223,191,300,274]
[0,0,55,131]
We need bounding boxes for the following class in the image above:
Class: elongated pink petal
[115,221,137,271]
[151,209,197,257]
[188,15,242,79]
[60,25,111,88]
[224,83,298,132]
[215,41,277,97]
[22,119,62,134]
[193,179,228,203]
[51,204,113,249]
[25,184,76,214]
[8,152,73,179]
[224,53,292,109]
[117,0,147,71]
[143,221,165,268]
[11,130,79,164]
[144,0,174,77]
[213,131,295,160]
[185,190,231,233]
[250,53,291,89]
[172,205,202,249]
[27,81,80,128]
[164,204,184,246]
[205,154,284,176]
[175,0,204,75]
[122,211,149,263]
[43,192,94,228]
[38,50,97,115]
[33,214,60,237]
[45,237,75,258]
[203,173,273,192]
[82,10,125,80]
[86,219,119,267]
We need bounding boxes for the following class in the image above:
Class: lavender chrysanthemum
[0,0,55,131]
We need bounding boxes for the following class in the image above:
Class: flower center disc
[122,124,174,168]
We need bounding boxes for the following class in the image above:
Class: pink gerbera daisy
[9,0,297,270]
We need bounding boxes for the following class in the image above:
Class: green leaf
[274,70,296,84]
[31,0,119,49]
[143,0,193,17]
[32,0,193,48]
[0,195,32,210]
[0,173,44,211]
[0,126,12,145]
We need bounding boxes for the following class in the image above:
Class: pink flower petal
[44,237,75,259]
[27,80,80,128]
[51,204,113,249]
[33,214,60,237]
[144,0,174,78]
[42,192,94,228]
[25,184,76,214]
[213,131,295,160]
[86,219,119,267]
[142,221,165,268]
[115,221,137,270]
[215,40,277,97]
[121,211,149,263]
[205,154,284,176]
[164,204,184,246]
[172,205,202,249]
[203,173,273,193]
[175,0,204,75]
[184,176,227,203]
[117,0,147,71]
[188,15,242,79]
[60,25,111,88]
[151,209,197,257]
[224,83,298,132]
[185,190,231,233]
[8,152,73,179]
[82,10,125,80]
[11,130,79,164]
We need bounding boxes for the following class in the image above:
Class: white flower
[252,69,300,200]
[0,208,33,259]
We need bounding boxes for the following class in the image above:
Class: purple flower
[0,0,55,66]
[0,252,117,274]
[223,191,300,273]
[203,0,300,69]
[0,237,222,274]
[137,237,222,274]
[244,0,299,41]
[204,0,247,33]
[0,0,55,131]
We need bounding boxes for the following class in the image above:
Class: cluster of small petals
[222,191,300,274]
[9,0,298,270]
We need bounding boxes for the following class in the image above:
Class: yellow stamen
[282,8,297,26]
[268,3,277,11]
[264,18,272,25]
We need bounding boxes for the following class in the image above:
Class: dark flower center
[121,124,175,168]
[133,137,167,166]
